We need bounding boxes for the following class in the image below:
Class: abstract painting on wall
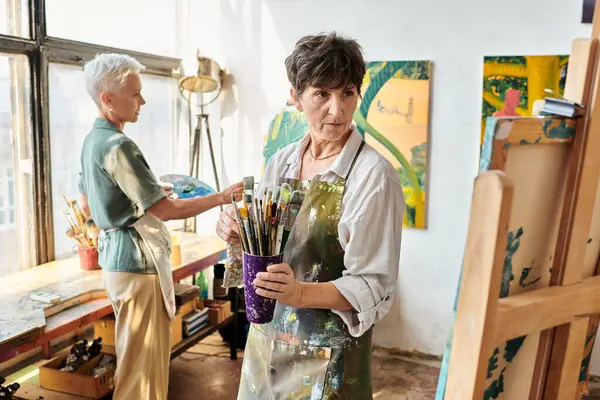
[263,60,432,229]
[481,55,569,143]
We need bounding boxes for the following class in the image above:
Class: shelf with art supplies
[230,176,305,324]
[37,337,116,399]
[61,194,100,271]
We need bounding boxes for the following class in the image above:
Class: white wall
[180,0,595,370]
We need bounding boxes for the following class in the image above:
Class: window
[0,53,34,278]
[49,64,188,259]
[45,0,179,57]
[0,0,29,38]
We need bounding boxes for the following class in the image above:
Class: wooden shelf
[170,314,236,360]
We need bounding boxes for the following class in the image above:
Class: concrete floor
[167,333,440,400]
[167,333,600,400]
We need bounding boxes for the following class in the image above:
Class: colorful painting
[263,60,432,229]
[481,55,569,143]
[263,101,309,167]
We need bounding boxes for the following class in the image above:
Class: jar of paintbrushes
[230,176,305,324]
[62,195,101,271]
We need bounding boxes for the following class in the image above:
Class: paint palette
[159,174,216,199]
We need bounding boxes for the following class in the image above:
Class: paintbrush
[239,207,256,255]
[231,195,250,254]
[279,191,305,252]
[242,177,254,210]
[66,228,86,247]
[254,197,265,255]
[63,194,86,232]
[63,210,80,234]
[274,187,291,255]
[242,177,258,251]
[270,187,281,253]
[269,202,278,254]
[264,188,272,249]
[86,219,100,248]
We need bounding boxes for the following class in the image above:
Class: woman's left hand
[253,263,303,308]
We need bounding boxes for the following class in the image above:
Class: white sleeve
[331,175,404,337]
[257,147,293,198]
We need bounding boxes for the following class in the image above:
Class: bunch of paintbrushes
[62,194,100,249]
[231,177,305,256]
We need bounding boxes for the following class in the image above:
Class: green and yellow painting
[263,60,432,229]
[481,55,569,143]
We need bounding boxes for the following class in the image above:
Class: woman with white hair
[78,53,243,400]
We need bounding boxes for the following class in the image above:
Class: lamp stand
[184,111,222,233]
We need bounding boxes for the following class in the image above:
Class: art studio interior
[2,0,600,399]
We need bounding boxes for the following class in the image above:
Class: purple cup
[243,252,283,324]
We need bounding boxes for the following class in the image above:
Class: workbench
[0,233,237,367]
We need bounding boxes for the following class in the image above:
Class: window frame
[0,0,182,265]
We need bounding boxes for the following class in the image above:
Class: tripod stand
[184,111,222,233]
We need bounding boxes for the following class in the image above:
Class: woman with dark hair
[216,32,404,399]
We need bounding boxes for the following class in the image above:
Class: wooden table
[0,234,227,365]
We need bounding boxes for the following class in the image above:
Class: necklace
[308,144,342,161]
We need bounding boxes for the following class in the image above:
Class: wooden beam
[593,0,600,48]
[541,31,600,400]
[564,39,597,104]
[494,275,600,343]
[444,171,513,399]
[530,38,600,400]
[543,318,590,400]
[562,52,600,285]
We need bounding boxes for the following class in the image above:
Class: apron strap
[336,140,366,186]
[281,162,292,179]
[345,140,365,180]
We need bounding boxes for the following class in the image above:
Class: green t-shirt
[78,118,166,274]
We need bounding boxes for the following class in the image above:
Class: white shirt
[258,125,404,337]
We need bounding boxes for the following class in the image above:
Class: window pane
[46,0,178,57]
[0,53,34,278]
[49,64,188,259]
[0,0,29,38]
[8,178,13,203]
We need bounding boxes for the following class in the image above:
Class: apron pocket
[269,339,332,400]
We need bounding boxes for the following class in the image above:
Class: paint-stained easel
[443,1,600,399]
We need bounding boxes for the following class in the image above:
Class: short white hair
[83,53,145,108]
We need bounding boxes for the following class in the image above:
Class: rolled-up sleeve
[331,174,404,337]
[112,140,166,211]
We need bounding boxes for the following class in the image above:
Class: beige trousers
[103,271,171,400]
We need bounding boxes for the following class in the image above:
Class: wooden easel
[443,2,600,399]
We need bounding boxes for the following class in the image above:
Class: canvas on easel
[437,2,600,397]
[435,116,591,399]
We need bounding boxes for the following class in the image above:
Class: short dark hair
[285,32,366,95]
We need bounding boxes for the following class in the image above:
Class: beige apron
[99,212,176,321]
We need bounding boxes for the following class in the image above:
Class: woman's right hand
[216,206,240,244]
[221,181,244,204]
